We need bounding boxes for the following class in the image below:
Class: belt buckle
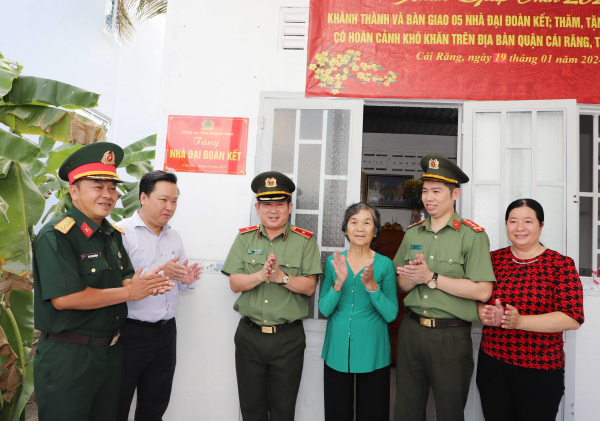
[110,330,120,346]
[420,317,435,328]
[261,326,273,334]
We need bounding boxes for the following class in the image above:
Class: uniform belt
[407,309,471,329]
[242,316,302,334]
[126,318,173,328]
[42,330,120,346]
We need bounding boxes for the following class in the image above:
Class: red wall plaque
[307,0,600,103]
[164,116,248,175]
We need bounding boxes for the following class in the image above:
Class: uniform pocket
[79,259,110,288]
[437,252,465,278]
[242,253,267,268]
[279,256,301,277]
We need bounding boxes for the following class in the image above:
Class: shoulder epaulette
[54,217,76,234]
[407,220,425,230]
[239,225,260,234]
[462,219,485,232]
[291,226,314,239]
[112,223,125,235]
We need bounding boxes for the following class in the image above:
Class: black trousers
[395,315,474,421]
[323,363,390,421]
[116,318,177,421]
[234,318,306,421]
[476,349,564,421]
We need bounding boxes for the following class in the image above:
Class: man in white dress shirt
[116,170,201,421]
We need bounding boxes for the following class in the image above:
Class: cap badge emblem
[265,177,277,188]
[428,159,439,170]
[101,151,115,165]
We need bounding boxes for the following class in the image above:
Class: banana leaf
[0,53,22,98]
[2,76,99,110]
[2,291,34,354]
[0,128,41,164]
[121,184,141,217]
[6,362,33,421]
[121,134,157,167]
[0,105,106,144]
[0,161,45,275]
[0,195,7,223]
[125,161,153,181]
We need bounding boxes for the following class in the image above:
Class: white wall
[157,2,600,420]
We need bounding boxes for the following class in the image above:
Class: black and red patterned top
[481,247,584,370]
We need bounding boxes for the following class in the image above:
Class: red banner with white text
[306,0,600,103]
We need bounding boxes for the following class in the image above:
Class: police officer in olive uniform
[33,142,175,421]
[393,154,496,421]
[222,171,322,421]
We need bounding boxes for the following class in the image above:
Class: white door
[256,97,364,421]
[461,99,579,421]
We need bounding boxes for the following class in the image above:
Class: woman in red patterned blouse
[476,198,584,421]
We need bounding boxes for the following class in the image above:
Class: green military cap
[251,171,295,202]
[420,153,469,185]
[58,142,124,185]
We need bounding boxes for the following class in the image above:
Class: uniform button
[110,267,112,270]
[116,316,119,319]
[121,266,123,270]
[434,235,438,239]
[266,280,270,283]
[99,229,102,233]
[424,295,428,299]
[270,242,273,246]
[286,263,290,268]
[91,268,96,273]
[430,256,434,259]
[449,258,453,262]
[264,320,268,323]
[265,300,268,303]
[252,259,255,264]
[424,310,427,314]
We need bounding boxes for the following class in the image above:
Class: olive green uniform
[222,222,322,421]
[33,206,135,421]
[392,212,495,421]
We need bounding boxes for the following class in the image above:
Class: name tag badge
[247,249,263,255]
[409,245,422,250]
[81,252,101,260]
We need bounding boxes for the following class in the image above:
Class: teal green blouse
[319,251,399,373]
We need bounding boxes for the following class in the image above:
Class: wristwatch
[427,273,439,289]
[281,272,290,285]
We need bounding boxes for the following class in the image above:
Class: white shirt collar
[133,209,171,232]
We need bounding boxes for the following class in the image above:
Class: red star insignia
[81,222,93,238]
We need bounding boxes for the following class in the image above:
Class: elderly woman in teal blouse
[319,202,399,421]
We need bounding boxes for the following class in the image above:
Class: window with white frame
[578,113,599,292]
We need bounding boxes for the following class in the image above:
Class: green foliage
[0,50,156,420]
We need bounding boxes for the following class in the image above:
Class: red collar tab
[453,219,461,230]
[462,219,485,232]
[291,226,314,239]
[80,222,94,238]
[238,225,260,234]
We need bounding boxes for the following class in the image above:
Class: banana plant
[0,51,107,420]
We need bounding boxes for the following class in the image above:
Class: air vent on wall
[278,7,309,51]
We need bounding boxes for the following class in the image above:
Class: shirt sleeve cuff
[366,286,381,296]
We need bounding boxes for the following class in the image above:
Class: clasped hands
[396,254,433,285]
[331,250,378,292]
[481,299,521,329]
[260,253,285,284]
[124,263,175,301]
[163,256,203,285]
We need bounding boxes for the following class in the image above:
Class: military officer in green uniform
[33,142,175,421]
[393,154,496,421]
[222,171,322,421]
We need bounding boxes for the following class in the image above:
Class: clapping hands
[481,299,521,330]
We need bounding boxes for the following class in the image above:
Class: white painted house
[4,1,599,420]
